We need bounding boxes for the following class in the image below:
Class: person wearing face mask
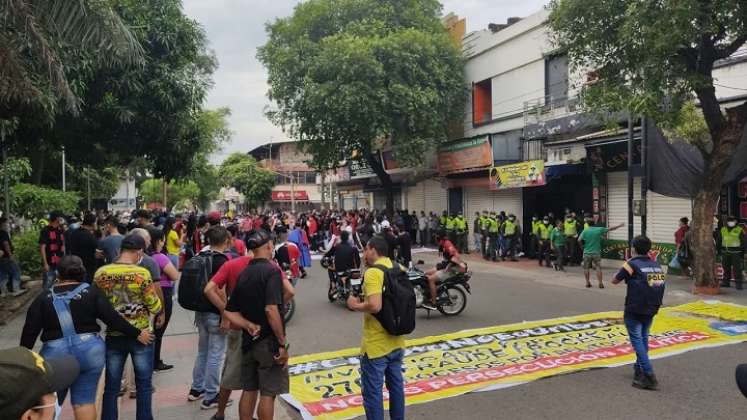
[500,214,520,262]
[537,217,552,267]
[717,216,745,290]
[564,212,580,266]
[529,215,541,260]
[94,234,163,420]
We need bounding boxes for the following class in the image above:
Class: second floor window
[545,54,569,106]
[473,79,492,125]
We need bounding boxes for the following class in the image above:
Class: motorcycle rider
[324,231,361,296]
[424,231,467,311]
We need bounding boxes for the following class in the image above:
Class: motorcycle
[408,263,471,316]
[328,269,362,304]
[281,264,299,324]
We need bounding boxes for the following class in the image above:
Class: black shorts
[241,337,289,396]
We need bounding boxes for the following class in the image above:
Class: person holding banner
[612,235,665,391]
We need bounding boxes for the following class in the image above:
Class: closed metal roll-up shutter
[406,183,425,214]
[607,172,640,241]
[647,192,692,244]
[343,197,354,211]
[464,187,523,249]
[423,179,447,214]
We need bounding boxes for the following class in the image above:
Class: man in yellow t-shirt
[347,236,406,420]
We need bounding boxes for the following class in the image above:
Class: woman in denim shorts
[20,256,153,420]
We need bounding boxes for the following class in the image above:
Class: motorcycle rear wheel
[284,299,296,323]
[438,286,467,316]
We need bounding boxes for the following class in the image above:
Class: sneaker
[154,361,174,371]
[422,302,437,311]
[210,415,225,420]
[632,367,644,388]
[201,396,233,410]
[633,373,658,390]
[188,389,205,401]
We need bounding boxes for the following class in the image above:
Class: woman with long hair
[148,229,180,371]
[20,256,153,420]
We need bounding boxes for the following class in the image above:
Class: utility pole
[290,172,296,214]
[640,115,648,237]
[627,113,635,251]
[86,166,91,211]
[61,145,66,192]
[125,168,130,210]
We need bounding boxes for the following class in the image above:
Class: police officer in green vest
[440,211,448,229]
[717,216,745,290]
[529,215,541,259]
[564,212,581,266]
[454,212,468,254]
[500,214,520,261]
[479,211,490,258]
[537,216,552,267]
[445,212,456,245]
[487,212,500,261]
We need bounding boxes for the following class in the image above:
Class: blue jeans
[43,268,57,290]
[102,336,154,420]
[624,313,654,375]
[359,349,405,420]
[191,312,227,400]
[0,259,21,292]
[41,333,105,406]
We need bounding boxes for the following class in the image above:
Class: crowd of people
[0,204,744,420]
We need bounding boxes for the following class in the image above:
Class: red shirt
[287,242,301,278]
[241,218,253,232]
[674,225,689,247]
[308,218,318,235]
[232,238,247,256]
[211,256,285,295]
[254,219,264,230]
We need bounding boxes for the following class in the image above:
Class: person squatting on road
[347,236,406,420]
[612,235,666,391]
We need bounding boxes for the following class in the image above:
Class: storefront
[267,190,320,211]
[403,178,448,215]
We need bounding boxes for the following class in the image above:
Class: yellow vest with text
[504,220,517,235]
[721,226,742,248]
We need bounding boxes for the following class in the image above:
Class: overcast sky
[181,0,548,161]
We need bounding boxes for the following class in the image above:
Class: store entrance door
[523,173,593,220]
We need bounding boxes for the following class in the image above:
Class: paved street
[2,250,746,419]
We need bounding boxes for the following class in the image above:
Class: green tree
[258,0,466,211]
[9,183,80,220]
[139,179,200,209]
[219,153,275,210]
[0,0,143,118]
[66,166,120,201]
[549,0,747,288]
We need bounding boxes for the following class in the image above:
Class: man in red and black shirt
[424,230,466,310]
[39,211,65,290]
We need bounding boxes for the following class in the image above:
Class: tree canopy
[549,0,747,287]
[258,0,466,210]
[219,153,275,209]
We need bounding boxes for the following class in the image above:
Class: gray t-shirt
[138,255,161,286]
[98,235,124,264]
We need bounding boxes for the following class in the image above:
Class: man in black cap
[0,346,79,420]
[223,229,292,420]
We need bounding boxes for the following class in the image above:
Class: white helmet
[380,220,391,229]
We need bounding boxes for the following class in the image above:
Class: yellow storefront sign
[489,160,546,190]
[281,301,747,420]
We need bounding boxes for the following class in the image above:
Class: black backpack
[369,263,416,336]
[178,251,219,312]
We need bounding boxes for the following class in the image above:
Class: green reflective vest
[531,220,541,235]
[564,220,577,236]
[584,222,590,230]
[504,220,517,235]
[445,217,455,231]
[480,216,490,231]
[488,218,499,233]
[538,223,551,240]
[440,216,447,226]
[721,226,742,248]
[454,217,467,232]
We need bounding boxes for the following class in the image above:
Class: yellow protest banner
[489,160,546,190]
[281,301,747,420]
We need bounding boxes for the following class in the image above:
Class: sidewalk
[457,252,747,307]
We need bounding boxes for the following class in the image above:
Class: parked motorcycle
[408,263,471,316]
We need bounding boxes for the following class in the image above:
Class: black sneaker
[188,389,205,401]
[632,367,644,388]
[201,396,233,410]
[422,302,437,311]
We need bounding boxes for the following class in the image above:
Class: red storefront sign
[271,191,309,201]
